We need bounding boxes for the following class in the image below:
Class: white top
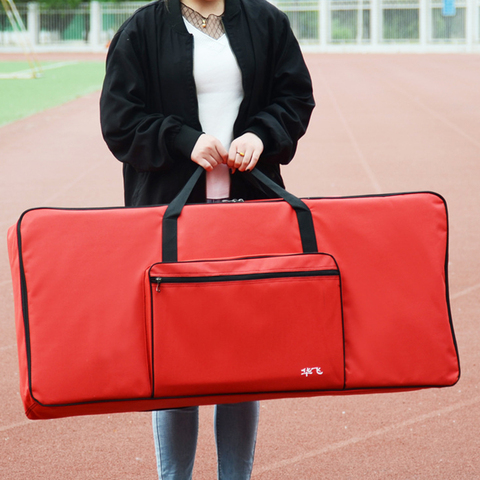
[184,19,244,199]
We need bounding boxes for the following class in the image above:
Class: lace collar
[181,3,225,39]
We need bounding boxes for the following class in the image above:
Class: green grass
[0,61,106,127]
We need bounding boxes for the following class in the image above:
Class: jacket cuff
[244,125,270,153]
[173,124,203,159]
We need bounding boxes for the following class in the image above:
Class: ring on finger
[236,152,245,157]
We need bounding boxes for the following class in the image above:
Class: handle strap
[162,166,318,262]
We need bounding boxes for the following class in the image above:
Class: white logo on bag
[301,367,323,377]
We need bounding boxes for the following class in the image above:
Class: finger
[245,152,260,172]
[192,134,227,166]
[237,149,255,172]
[233,150,247,169]
[214,143,228,164]
[192,155,217,171]
[207,155,221,169]
[227,144,238,168]
[228,153,244,171]
[199,159,214,171]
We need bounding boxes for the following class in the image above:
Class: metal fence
[0,0,479,51]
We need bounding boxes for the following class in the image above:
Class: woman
[100,0,314,477]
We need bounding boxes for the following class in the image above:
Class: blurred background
[1,0,479,54]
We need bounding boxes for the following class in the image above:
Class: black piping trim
[13,190,450,214]
[149,276,155,398]
[16,210,33,401]
[153,251,335,266]
[24,381,459,409]
[302,190,449,203]
[338,260,347,390]
[441,196,461,381]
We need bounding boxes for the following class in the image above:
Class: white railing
[0,0,479,51]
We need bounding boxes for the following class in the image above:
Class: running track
[1,53,479,479]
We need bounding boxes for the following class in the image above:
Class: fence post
[466,0,472,50]
[27,2,39,46]
[466,0,479,50]
[89,1,102,48]
[356,0,363,44]
[319,0,328,47]
[475,0,480,46]
[419,0,428,48]
[370,0,380,46]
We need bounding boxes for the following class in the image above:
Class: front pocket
[147,253,345,398]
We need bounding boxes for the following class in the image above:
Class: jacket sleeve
[242,11,315,165]
[99,24,202,172]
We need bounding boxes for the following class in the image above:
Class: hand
[191,134,228,171]
[227,133,264,173]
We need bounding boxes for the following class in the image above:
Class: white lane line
[253,395,480,476]
[0,61,79,78]
[0,420,31,433]
[451,282,480,300]
[377,71,480,152]
[317,71,382,194]
[40,159,107,206]
[0,344,15,352]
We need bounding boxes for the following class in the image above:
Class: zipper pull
[155,277,162,292]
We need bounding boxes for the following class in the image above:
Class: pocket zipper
[151,269,339,293]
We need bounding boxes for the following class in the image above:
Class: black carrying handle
[162,166,318,262]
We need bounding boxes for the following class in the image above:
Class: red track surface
[1,53,479,479]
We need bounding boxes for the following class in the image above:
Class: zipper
[151,269,339,292]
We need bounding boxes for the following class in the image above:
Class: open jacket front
[100,0,315,206]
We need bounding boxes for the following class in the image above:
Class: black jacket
[100,0,315,206]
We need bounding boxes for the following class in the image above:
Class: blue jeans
[152,402,259,480]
